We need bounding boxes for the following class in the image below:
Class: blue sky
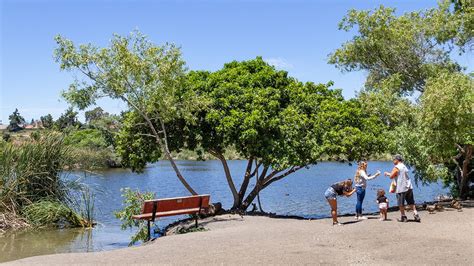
[0,0,472,123]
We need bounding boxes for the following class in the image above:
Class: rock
[205,202,223,216]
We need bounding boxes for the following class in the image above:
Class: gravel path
[4,208,474,265]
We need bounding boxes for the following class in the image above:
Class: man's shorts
[396,189,415,206]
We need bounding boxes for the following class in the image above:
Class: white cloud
[263,57,294,70]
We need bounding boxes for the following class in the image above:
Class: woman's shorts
[324,187,337,200]
[379,202,388,209]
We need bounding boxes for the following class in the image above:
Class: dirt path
[4,208,474,265]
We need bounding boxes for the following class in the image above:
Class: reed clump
[0,132,95,232]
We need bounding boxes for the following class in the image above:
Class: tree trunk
[236,159,256,209]
[240,166,268,210]
[459,144,472,199]
[209,150,239,209]
[164,151,197,195]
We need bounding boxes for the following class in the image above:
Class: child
[377,189,389,221]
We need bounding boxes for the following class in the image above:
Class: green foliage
[114,188,155,245]
[329,1,470,94]
[55,30,189,122]
[331,1,473,196]
[22,200,84,227]
[85,107,107,124]
[8,108,25,132]
[0,132,94,229]
[64,129,109,149]
[115,111,162,172]
[419,71,473,160]
[0,133,70,211]
[187,57,386,168]
[55,107,81,130]
[40,114,54,129]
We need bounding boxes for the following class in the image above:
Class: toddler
[377,189,389,221]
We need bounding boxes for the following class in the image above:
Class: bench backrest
[141,194,210,214]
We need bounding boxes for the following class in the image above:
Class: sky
[0,0,472,123]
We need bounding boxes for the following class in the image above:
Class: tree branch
[263,166,305,189]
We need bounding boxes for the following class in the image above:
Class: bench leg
[195,215,198,228]
[147,220,151,241]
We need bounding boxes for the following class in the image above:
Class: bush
[114,188,155,245]
[64,129,109,149]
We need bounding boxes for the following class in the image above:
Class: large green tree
[329,0,472,94]
[330,1,474,198]
[55,31,204,195]
[118,57,386,210]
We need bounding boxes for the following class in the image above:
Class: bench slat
[132,207,202,220]
[141,195,210,214]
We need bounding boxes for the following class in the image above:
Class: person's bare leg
[399,205,405,217]
[411,205,418,215]
[327,199,338,224]
[383,209,388,220]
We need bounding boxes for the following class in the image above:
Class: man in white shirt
[384,154,421,223]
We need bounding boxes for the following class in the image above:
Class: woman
[354,161,380,220]
[324,179,356,226]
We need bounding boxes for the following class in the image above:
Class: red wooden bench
[132,194,210,240]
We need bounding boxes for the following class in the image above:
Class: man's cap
[393,154,403,161]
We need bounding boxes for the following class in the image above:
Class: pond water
[0,160,449,262]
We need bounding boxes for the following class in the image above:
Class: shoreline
[4,206,473,265]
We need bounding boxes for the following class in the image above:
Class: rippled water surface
[0,160,448,262]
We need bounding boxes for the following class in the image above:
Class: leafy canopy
[191,58,386,168]
[329,1,472,94]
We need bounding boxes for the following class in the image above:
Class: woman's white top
[355,169,378,188]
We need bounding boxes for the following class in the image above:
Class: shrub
[114,188,155,245]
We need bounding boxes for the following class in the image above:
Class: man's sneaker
[414,214,421,222]
[397,216,408,222]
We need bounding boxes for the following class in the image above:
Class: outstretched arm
[361,170,380,180]
[384,167,399,179]
[344,188,356,197]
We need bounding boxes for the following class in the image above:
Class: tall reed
[0,132,95,228]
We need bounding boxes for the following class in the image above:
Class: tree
[55,107,80,130]
[40,114,54,129]
[329,1,474,198]
[8,108,25,132]
[117,57,386,210]
[54,31,203,195]
[85,107,107,125]
[328,1,471,94]
[418,72,473,198]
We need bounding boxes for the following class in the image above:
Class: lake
[0,160,449,262]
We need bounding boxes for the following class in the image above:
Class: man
[384,154,421,222]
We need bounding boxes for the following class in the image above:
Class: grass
[0,132,95,230]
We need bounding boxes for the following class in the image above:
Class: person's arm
[384,167,399,179]
[343,188,356,197]
[361,169,380,180]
